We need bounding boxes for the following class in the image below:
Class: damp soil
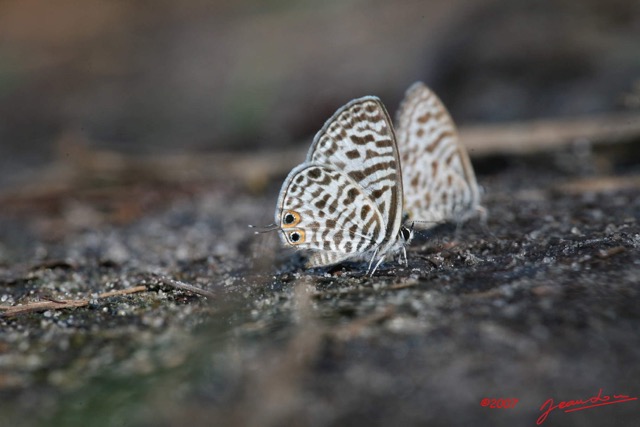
[0,147,639,427]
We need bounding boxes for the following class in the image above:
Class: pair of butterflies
[274,82,481,274]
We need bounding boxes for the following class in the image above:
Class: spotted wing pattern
[276,164,386,267]
[306,97,403,246]
[275,97,403,269]
[396,82,480,227]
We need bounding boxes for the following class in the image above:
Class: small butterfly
[396,82,482,229]
[263,82,482,274]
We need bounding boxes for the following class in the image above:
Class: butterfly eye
[288,230,305,245]
[400,227,412,242]
[281,210,301,227]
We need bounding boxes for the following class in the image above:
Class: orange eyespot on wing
[286,229,305,245]
[281,210,302,228]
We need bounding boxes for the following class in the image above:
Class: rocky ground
[0,132,638,427]
[1,1,639,426]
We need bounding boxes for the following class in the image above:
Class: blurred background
[1,0,639,190]
[1,3,640,426]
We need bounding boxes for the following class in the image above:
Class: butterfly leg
[366,247,380,275]
[400,245,408,267]
[454,220,464,240]
[476,205,494,237]
[369,255,386,276]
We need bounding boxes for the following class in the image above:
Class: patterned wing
[396,82,480,227]
[275,163,387,267]
[306,96,403,247]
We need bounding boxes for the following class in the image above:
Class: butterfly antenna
[300,223,374,243]
[403,219,439,239]
[248,223,279,234]
[305,220,377,246]
[340,217,378,244]
[344,228,376,243]
[408,219,442,228]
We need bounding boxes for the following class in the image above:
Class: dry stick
[556,174,640,194]
[4,111,638,203]
[218,110,640,183]
[0,273,216,318]
[153,111,640,178]
[0,285,147,318]
[149,274,217,299]
[459,110,640,156]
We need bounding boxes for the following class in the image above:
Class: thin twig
[0,285,148,318]
[99,286,148,299]
[149,274,217,299]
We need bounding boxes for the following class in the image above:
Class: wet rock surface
[0,147,638,427]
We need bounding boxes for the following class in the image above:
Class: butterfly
[396,82,482,229]
[271,82,481,274]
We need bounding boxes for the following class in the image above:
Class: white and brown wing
[275,164,386,267]
[396,82,481,227]
[273,96,405,269]
[307,96,404,247]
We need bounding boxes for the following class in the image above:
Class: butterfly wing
[305,96,404,247]
[396,82,480,228]
[275,163,386,267]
